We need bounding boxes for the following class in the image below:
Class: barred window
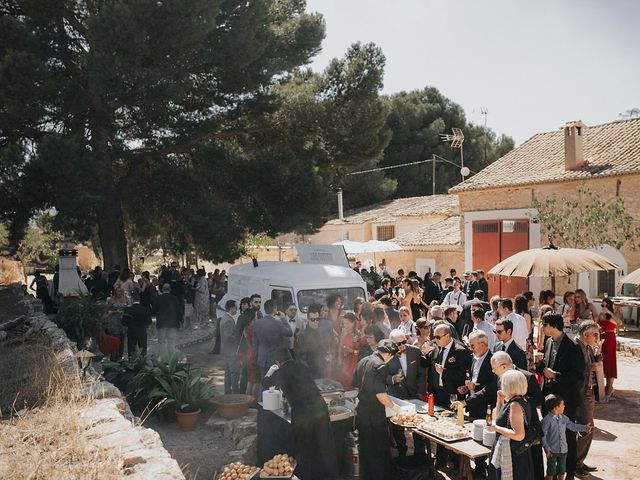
[377,225,395,241]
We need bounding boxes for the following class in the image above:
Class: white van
[219,261,367,314]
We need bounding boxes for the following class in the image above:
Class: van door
[270,286,295,312]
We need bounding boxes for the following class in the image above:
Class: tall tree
[0,1,390,267]
[378,87,513,199]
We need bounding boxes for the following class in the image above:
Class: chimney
[563,120,587,171]
[337,188,344,221]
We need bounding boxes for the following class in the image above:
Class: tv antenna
[440,128,468,180]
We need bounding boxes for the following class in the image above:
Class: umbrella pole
[551,276,556,293]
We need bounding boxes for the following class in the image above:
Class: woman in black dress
[487,369,535,480]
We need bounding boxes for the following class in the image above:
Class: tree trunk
[97,197,129,270]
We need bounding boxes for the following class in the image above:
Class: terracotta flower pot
[175,408,201,432]
[210,394,255,419]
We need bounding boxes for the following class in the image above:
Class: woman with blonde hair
[573,289,597,322]
[487,369,535,480]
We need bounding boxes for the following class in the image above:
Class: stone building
[309,194,463,276]
[449,117,640,299]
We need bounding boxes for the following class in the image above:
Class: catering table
[412,430,491,480]
[388,396,491,480]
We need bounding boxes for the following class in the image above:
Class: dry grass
[0,257,24,285]
[0,341,58,414]
[0,351,124,479]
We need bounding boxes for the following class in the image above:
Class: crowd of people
[224,265,623,480]
[81,263,227,360]
[26,259,626,480]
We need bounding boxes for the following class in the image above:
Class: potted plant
[147,364,214,431]
[128,352,191,420]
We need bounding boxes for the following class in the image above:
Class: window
[597,270,616,297]
[376,225,395,241]
[297,287,366,313]
[473,222,499,233]
[271,289,293,311]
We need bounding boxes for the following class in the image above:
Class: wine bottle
[486,405,493,426]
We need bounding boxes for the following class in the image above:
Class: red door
[472,221,500,299]
[472,219,529,299]
[500,220,529,299]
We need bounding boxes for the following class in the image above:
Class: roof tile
[450,117,640,193]
[392,216,461,247]
[327,194,459,225]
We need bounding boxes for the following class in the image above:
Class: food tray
[328,405,353,422]
[416,423,473,443]
[216,464,260,480]
[253,461,297,479]
[390,417,424,428]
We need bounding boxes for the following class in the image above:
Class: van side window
[271,289,293,312]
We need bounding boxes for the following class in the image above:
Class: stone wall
[6,285,185,480]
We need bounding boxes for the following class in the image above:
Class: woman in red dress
[598,298,619,400]
[338,313,359,390]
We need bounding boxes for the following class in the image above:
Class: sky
[305,0,640,145]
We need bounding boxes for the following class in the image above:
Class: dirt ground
[149,341,640,480]
[143,340,235,480]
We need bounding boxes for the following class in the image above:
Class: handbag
[508,397,541,456]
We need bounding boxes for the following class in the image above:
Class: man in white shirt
[471,308,497,351]
[441,278,467,307]
[499,298,528,352]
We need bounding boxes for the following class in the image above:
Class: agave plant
[149,369,215,413]
[130,352,213,413]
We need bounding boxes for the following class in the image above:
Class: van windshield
[297,287,366,313]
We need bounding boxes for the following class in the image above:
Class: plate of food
[257,454,296,479]
[390,412,429,428]
[439,410,454,417]
[416,418,472,442]
[217,462,259,480]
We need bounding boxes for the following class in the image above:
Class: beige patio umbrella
[488,240,620,290]
[620,267,640,285]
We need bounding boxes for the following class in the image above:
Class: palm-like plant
[130,353,213,413]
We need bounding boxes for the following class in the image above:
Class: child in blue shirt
[541,394,592,480]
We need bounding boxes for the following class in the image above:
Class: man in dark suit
[460,290,491,338]
[457,331,494,418]
[253,299,293,379]
[536,314,585,480]
[428,323,472,470]
[452,351,544,480]
[456,331,493,477]
[386,329,425,457]
[493,318,527,370]
[423,271,442,305]
[476,270,489,300]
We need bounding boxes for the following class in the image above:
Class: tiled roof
[327,194,459,225]
[450,117,640,193]
[392,216,461,247]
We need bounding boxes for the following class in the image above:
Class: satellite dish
[461,167,470,177]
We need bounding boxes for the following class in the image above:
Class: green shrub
[53,296,104,350]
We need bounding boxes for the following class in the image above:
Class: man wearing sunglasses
[386,329,424,457]
[296,303,331,379]
[427,323,471,470]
